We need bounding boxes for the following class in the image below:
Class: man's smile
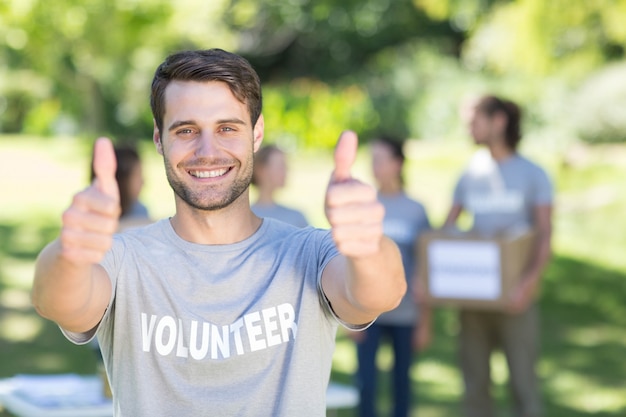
[188,167,231,178]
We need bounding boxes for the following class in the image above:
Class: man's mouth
[188,168,230,178]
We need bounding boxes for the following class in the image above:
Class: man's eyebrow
[168,120,196,132]
[216,118,247,126]
[167,118,248,132]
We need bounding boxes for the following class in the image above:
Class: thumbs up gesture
[59,137,121,264]
[325,131,385,258]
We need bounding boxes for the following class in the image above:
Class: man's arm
[31,138,120,333]
[444,203,463,227]
[321,131,406,326]
[33,242,112,333]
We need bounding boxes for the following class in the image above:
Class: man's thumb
[92,137,119,199]
[332,130,358,182]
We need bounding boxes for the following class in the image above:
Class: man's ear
[253,114,264,153]
[153,120,163,155]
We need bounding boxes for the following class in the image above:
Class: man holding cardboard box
[443,95,553,417]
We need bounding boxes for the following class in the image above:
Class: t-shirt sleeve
[533,167,554,206]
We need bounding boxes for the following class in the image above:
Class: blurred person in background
[91,144,152,231]
[351,135,432,417]
[445,95,553,417]
[251,144,308,227]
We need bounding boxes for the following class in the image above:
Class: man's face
[154,80,264,211]
[371,142,401,187]
[262,151,287,190]
[468,108,495,146]
[468,106,507,147]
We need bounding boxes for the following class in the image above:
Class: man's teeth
[190,169,228,178]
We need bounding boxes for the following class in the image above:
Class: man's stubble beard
[163,151,254,212]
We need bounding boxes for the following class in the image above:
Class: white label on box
[428,240,501,300]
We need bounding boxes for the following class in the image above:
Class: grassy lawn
[0,135,625,416]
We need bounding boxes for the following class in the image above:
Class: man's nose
[195,132,220,157]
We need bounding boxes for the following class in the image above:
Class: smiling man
[31,49,405,417]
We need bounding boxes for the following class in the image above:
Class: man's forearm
[524,230,552,286]
[345,236,406,315]
[32,239,101,330]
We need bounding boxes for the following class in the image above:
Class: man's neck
[378,181,402,195]
[170,196,262,245]
[488,141,515,162]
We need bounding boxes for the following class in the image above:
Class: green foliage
[570,62,626,143]
[227,0,459,81]
[420,0,626,80]
[0,0,235,138]
[263,79,377,149]
[1,0,626,146]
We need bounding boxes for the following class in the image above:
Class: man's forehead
[164,79,231,98]
[163,80,249,119]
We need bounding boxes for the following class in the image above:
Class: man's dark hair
[150,49,262,133]
[475,95,522,150]
[373,134,406,186]
[90,144,141,217]
[374,134,405,163]
[251,144,282,186]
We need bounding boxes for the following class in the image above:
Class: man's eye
[177,128,194,135]
[220,126,235,132]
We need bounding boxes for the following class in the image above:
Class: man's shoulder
[513,153,545,170]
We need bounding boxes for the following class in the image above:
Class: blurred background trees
[1,0,626,147]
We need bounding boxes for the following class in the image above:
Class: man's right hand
[60,137,120,265]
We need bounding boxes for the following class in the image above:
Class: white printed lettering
[277,303,297,342]
[244,311,266,352]
[211,324,230,359]
[176,319,189,358]
[140,303,298,360]
[262,307,281,347]
[155,315,176,356]
[189,320,210,360]
[141,313,157,352]
[230,318,245,355]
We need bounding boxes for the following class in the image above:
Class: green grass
[1,135,625,416]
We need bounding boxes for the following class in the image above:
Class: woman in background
[352,135,431,417]
[251,144,308,228]
[91,144,151,231]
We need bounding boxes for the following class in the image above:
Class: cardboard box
[418,229,535,311]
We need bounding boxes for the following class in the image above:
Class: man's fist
[325,131,385,258]
[59,137,121,264]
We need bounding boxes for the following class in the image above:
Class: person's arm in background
[31,138,119,333]
[413,201,464,350]
[411,209,434,351]
[413,303,432,351]
[322,131,406,327]
[444,203,463,227]
[508,204,552,313]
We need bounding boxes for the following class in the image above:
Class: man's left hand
[325,130,385,258]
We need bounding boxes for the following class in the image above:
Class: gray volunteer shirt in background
[453,150,553,236]
[376,192,431,326]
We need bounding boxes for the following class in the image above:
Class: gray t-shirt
[453,150,553,235]
[63,218,342,417]
[376,192,431,326]
[251,203,309,228]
